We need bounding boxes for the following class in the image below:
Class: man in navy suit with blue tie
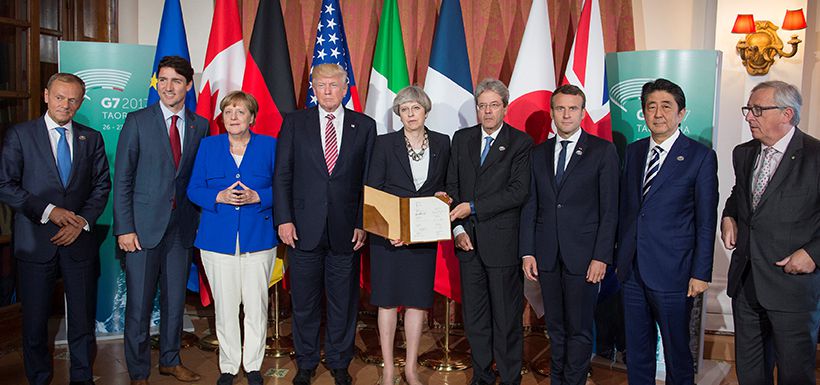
[616,79,718,385]
[0,73,111,385]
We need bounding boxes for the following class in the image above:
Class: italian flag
[364,0,409,135]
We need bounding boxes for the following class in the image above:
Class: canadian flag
[196,0,246,136]
[505,0,556,145]
[562,0,612,141]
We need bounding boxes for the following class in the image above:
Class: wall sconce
[732,9,807,76]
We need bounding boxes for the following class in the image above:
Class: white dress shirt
[553,128,583,176]
[159,102,186,153]
[40,113,89,230]
[752,126,794,187]
[318,105,345,156]
[644,129,681,179]
[409,148,429,191]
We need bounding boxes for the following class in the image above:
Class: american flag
[305,0,361,111]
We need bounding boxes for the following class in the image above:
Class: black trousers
[732,267,820,385]
[288,228,359,370]
[460,251,523,385]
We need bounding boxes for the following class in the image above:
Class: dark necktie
[555,140,570,185]
[55,127,71,186]
[169,114,181,169]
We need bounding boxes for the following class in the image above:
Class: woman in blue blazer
[187,91,276,385]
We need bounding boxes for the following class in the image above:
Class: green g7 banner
[605,49,722,379]
[59,41,155,335]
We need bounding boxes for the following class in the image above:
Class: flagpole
[265,281,294,357]
[419,298,470,371]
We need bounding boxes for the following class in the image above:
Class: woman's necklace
[405,131,429,162]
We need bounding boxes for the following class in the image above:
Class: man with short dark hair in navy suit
[520,84,619,385]
[0,72,111,385]
[113,56,208,385]
[616,78,718,385]
[274,63,376,385]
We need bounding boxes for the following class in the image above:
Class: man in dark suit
[113,56,207,385]
[0,73,110,385]
[519,85,618,385]
[721,80,820,385]
[446,78,532,385]
[616,79,718,385]
[274,63,376,385]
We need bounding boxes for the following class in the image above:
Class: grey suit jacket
[723,128,820,312]
[112,103,208,249]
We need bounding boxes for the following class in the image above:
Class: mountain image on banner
[562,0,612,141]
[306,0,361,111]
[506,0,557,146]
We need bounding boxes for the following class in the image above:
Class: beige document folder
[363,186,452,244]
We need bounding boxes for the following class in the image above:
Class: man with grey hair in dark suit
[722,80,820,385]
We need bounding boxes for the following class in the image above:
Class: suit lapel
[66,123,86,187]
[633,138,649,203]
[756,129,804,210]
[740,144,759,210]
[393,129,414,185]
[557,130,587,192]
[307,108,329,177]
[35,118,65,189]
[334,109,358,177]
[468,126,482,170]
[177,108,200,177]
[545,137,558,192]
[644,133,690,202]
[479,124,508,175]
[419,129,441,192]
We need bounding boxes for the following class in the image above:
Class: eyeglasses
[476,102,503,111]
[741,105,783,117]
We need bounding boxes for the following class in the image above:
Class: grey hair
[474,78,510,106]
[392,85,432,115]
[752,80,802,126]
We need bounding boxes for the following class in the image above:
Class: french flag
[505,0,556,145]
[423,0,476,303]
[563,0,612,141]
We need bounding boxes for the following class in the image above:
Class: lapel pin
[498,146,506,152]
[575,148,583,156]
[791,155,795,160]
[78,135,87,141]
[677,155,685,161]
[351,123,356,128]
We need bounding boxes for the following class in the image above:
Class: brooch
[676,155,684,161]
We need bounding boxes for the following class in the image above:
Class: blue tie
[480,136,494,165]
[555,140,570,185]
[642,146,663,199]
[55,127,71,187]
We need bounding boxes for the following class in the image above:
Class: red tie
[170,115,182,169]
[324,113,338,174]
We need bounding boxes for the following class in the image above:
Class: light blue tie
[55,127,71,187]
[480,136,494,165]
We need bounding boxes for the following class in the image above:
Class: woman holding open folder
[367,85,450,385]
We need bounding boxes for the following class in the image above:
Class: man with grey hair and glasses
[446,78,532,385]
[722,80,820,385]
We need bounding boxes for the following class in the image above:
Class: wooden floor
[0,308,816,385]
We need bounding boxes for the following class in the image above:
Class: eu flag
[147,0,197,112]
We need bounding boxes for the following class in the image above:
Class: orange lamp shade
[782,9,807,30]
[732,14,756,34]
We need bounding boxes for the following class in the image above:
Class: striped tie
[642,146,663,198]
[324,113,338,174]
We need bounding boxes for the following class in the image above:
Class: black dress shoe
[246,371,263,385]
[217,373,235,385]
[293,368,316,385]
[330,368,352,385]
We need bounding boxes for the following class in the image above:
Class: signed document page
[408,196,451,243]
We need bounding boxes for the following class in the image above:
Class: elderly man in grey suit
[721,80,820,385]
[113,56,208,385]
